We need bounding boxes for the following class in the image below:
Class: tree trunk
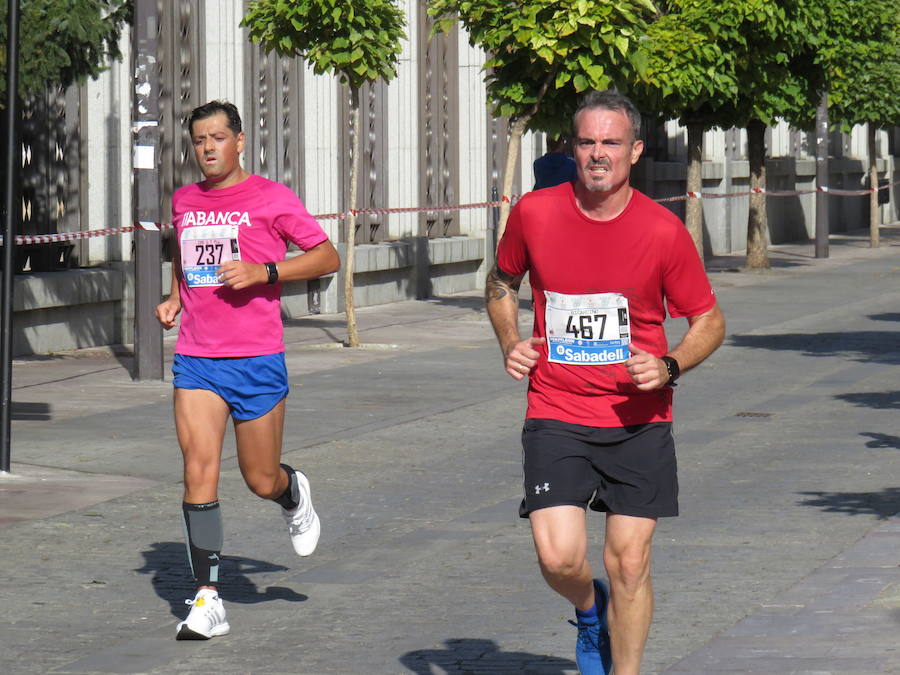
[497,114,530,240]
[814,93,829,258]
[344,87,361,347]
[746,119,770,269]
[496,72,555,241]
[685,121,704,260]
[868,123,879,249]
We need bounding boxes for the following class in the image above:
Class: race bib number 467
[180,225,241,287]
[544,291,630,365]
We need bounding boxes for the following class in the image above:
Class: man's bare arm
[485,263,525,353]
[626,303,726,390]
[155,240,183,329]
[485,264,545,380]
[669,303,726,373]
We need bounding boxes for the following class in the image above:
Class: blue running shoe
[569,578,612,674]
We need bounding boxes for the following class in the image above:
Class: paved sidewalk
[1,226,899,674]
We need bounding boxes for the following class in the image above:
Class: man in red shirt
[486,90,725,675]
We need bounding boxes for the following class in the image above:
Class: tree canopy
[816,0,900,131]
[0,0,131,101]
[428,0,658,138]
[242,0,406,90]
[643,1,820,130]
[632,1,739,127]
[639,1,825,267]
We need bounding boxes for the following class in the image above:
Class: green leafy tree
[428,0,658,237]
[631,2,740,258]
[242,0,406,347]
[0,0,131,102]
[724,1,822,269]
[651,0,820,269]
[816,0,900,248]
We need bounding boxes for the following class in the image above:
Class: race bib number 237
[544,290,630,365]
[180,225,241,288]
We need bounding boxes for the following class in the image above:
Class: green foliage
[242,0,406,91]
[816,0,900,130]
[0,0,131,100]
[634,0,821,130]
[427,0,658,137]
[632,5,737,127]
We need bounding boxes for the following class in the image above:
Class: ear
[630,139,644,165]
[236,131,246,154]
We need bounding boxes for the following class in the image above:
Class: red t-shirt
[173,174,329,357]
[497,183,716,427]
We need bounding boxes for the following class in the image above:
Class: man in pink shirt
[155,100,340,640]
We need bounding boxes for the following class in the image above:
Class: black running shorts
[519,418,678,519]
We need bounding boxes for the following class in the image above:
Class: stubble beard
[584,178,612,193]
[582,165,612,193]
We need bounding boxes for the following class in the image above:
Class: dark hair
[188,100,243,136]
[547,136,567,153]
[573,90,641,142]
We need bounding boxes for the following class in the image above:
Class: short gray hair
[573,90,641,142]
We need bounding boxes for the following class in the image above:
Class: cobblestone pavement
[1,226,899,674]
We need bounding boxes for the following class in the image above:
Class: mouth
[587,164,610,177]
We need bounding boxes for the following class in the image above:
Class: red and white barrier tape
[4,180,898,246]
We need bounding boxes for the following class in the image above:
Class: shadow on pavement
[399,638,576,674]
[11,401,51,420]
[423,295,487,313]
[869,313,900,323]
[425,294,534,313]
[705,250,815,272]
[728,331,900,364]
[797,487,900,519]
[835,391,900,409]
[861,432,900,449]
[135,541,307,617]
[282,315,345,345]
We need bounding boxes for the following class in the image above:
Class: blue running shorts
[172,353,289,420]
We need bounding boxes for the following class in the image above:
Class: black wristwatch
[264,262,279,285]
[661,356,680,386]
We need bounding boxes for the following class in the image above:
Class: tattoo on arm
[485,264,523,303]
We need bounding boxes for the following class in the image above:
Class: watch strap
[661,355,680,386]
[264,262,279,285]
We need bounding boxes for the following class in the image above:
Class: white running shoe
[176,588,230,640]
[281,470,320,556]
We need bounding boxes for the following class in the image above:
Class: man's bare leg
[173,388,232,639]
[529,505,595,609]
[234,399,287,499]
[603,513,657,675]
[175,388,230,506]
[235,399,319,557]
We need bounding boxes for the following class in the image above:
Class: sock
[272,463,299,510]
[576,602,599,624]
[181,501,223,587]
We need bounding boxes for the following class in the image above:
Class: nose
[203,137,215,153]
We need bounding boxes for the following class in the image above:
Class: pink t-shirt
[173,174,329,357]
[497,184,716,427]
